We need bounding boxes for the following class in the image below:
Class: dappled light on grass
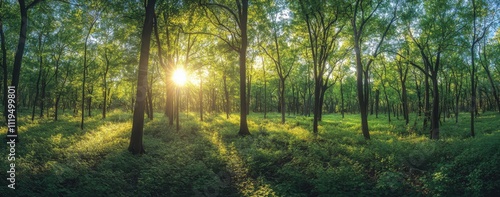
[66,122,131,162]
[202,115,278,196]
[3,111,500,196]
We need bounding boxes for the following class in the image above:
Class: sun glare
[172,68,187,86]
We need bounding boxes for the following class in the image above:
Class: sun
[172,68,187,86]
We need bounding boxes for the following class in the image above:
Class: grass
[1,110,499,196]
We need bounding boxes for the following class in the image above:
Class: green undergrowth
[1,110,499,196]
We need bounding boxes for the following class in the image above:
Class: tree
[350,0,398,139]
[129,0,156,155]
[393,47,410,125]
[468,0,497,136]
[296,0,345,134]
[200,0,250,135]
[402,0,465,139]
[480,38,500,112]
[81,3,102,129]
[260,0,296,124]
[9,0,44,141]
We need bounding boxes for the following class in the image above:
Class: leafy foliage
[1,111,499,196]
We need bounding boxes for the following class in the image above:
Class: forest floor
[1,110,499,196]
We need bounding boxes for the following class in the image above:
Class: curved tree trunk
[11,0,44,141]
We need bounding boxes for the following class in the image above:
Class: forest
[1,0,500,196]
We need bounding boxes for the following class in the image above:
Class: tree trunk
[415,73,422,116]
[54,68,68,121]
[162,12,174,126]
[318,83,329,122]
[147,73,153,120]
[199,73,203,121]
[383,84,390,123]
[263,58,267,118]
[340,78,345,118]
[470,0,479,137]
[11,0,37,141]
[145,94,150,119]
[398,59,409,125]
[280,79,286,124]
[237,0,250,136]
[431,75,440,139]
[247,65,251,115]
[102,49,110,119]
[370,90,374,115]
[354,36,370,139]
[40,75,46,118]
[375,89,379,118]
[313,77,321,134]
[455,81,460,123]
[81,15,97,130]
[129,0,155,155]
[423,66,430,133]
[399,82,406,124]
[223,72,230,119]
[32,45,42,121]
[87,86,93,117]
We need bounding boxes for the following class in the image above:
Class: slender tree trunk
[415,74,422,116]
[383,84,390,123]
[32,47,42,121]
[162,12,174,126]
[129,0,155,155]
[398,59,409,125]
[353,28,370,139]
[280,79,285,124]
[340,78,345,118]
[247,65,251,115]
[87,86,93,117]
[292,84,296,115]
[145,93,151,119]
[470,0,479,137]
[431,74,440,139]
[53,48,62,121]
[313,78,321,134]
[223,72,229,119]
[40,75,46,118]
[318,84,329,122]
[375,89,379,118]
[455,81,460,123]
[237,0,250,136]
[402,83,408,124]
[370,90,374,115]
[423,66,430,132]
[263,57,267,118]
[81,16,97,130]
[11,0,32,141]
[55,68,68,121]
[102,49,110,119]
[199,73,203,121]
[147,74,153,120]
